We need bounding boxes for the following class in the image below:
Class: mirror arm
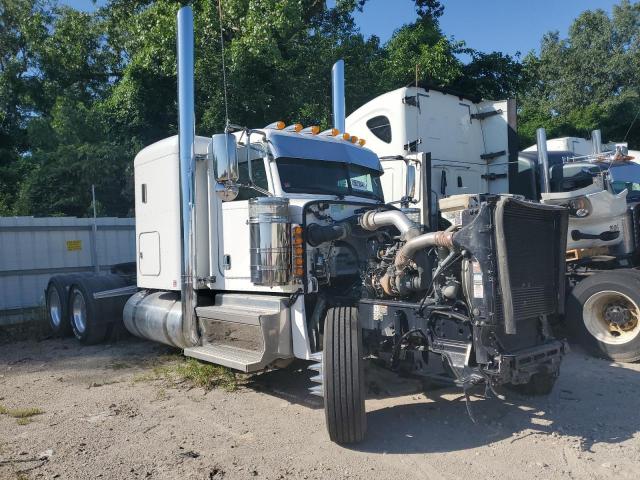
[238,182,272,197]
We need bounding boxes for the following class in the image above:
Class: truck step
[308,352,324,398]
[184,345,265,373]
[190,293,294,374]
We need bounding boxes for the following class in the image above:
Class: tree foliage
[518,0,640,147]
[0,0,638,217]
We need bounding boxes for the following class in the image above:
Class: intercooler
[452,196,568,335]
[495,198,569,333]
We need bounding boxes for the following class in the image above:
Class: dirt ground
[1,336,640,480]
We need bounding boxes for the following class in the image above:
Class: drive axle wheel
[46,275,84,337]
[566,270,640,362]
[69,282,111,345]
[323,306,367,444]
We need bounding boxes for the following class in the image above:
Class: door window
[234,158,269,201]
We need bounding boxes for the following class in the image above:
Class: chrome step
[184,344,265,373]
[308,352,324,397]
[188,293,294,373]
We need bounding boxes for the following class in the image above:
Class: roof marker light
[320,128,340,136]
[350,135,358,144]
[265,121,286,130]
[342,133,351,141]
[358,138,366,147]
[285,123,304,132]
[302,126,320,135]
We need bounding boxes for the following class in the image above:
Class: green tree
[16,96,133,217]
[518,0,640,148]
[0,0,52,214]
[377,15,462,90]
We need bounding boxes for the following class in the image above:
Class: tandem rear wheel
[46,274,130,345]
[322,306,367,444]
[566,269,640,363]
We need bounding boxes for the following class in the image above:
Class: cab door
[217,157,270,281]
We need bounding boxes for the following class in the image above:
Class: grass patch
[155,358,238,391]
[138,356,238,392]
[0,404,44,424]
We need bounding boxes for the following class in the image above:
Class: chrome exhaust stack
[332,60,345,132]
[536,127,552,194]
[592,129,603,154]
[177,6,198,347]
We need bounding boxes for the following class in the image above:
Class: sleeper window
[366,115,392,143]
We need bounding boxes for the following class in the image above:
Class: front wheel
[566,270,640,362]
[323,306,367,444]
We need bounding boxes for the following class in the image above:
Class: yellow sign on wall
[66,240,82,251]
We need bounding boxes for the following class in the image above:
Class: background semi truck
[516,130,640,362]
[44,6,569,444]
[347,77,640,363]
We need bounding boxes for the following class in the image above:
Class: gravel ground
[1,336,640,480]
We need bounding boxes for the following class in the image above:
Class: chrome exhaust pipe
[332,60,345,132]
[177,6,198,347]
[536,127,551,194]
[592,129,602,154]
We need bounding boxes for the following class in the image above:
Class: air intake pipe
[394,231,454,269]
[359,209,422,239]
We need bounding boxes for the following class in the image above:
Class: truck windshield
[609,163,640,200]
[276,157,384,201]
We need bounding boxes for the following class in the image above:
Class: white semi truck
[347,80,640,363]
[45,6,569,444]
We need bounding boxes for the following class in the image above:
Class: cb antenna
[217,0,230,130]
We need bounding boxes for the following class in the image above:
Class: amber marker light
[292,225,305,279]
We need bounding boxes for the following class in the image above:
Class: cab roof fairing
[258,128,383,172]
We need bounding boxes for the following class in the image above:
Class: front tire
[323,306,366,444]
[566,269,640,362]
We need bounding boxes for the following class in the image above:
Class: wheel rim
[48,287,62,328]
[71,290,87,335]
[583,290,640,345]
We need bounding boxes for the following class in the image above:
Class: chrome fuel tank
[123,290,188,348]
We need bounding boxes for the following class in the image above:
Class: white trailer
[45,6,568,444]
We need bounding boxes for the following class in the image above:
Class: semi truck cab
[127,126,386,368]
[46,6,569,445]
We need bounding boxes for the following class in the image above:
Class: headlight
[567,196,592,218]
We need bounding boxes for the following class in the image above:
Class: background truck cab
[345,86,517,213]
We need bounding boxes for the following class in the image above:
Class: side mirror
[209,133,239,183]
[406,164,416,200]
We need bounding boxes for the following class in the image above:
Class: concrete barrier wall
[0,217,135,325]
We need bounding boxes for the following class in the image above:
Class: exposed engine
[304,194,569,390]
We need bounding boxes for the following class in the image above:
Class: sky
[353,0,618,56]
[63,0,620,57]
